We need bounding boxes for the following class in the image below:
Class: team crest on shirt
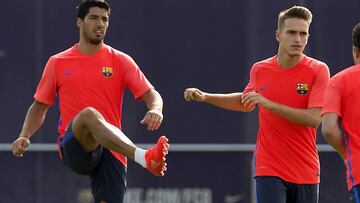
[296,83,309,94]
[102,67,113,77]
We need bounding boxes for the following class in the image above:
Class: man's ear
[355,47,360,59]
[352,46,360,64]
[76,18,82,28]
[275,30,280,42]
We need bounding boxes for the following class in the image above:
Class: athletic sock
[134,148,147,168]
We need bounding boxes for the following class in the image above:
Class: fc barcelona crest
[102,67,113,77]
[296,83,309,95]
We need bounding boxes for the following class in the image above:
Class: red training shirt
[321,64,360,190]
[243,55,330,184]
[34,44,154,167]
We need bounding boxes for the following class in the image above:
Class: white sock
[134,148,147,168]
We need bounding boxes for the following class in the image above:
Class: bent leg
[60,122,103,175]
[67,107,169,177]
[71,107,136,160]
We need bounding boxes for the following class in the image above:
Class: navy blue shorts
[255,176,319,203]
[350,184,360,203]
[60,122,127,203]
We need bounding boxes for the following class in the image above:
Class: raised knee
[78,107,103,124]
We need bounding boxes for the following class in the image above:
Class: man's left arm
[265,99,321,128]
[140,88,164,131]
[242,92,321,127]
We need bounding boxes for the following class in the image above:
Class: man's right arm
[12,100,50,157]
[321,112,346,160]
[183,88,254,112]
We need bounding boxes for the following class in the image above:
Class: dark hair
[353,23,360,49]
[278,6,312,30]
[77,0,110,20]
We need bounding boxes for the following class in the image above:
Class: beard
[88,36,103,45]
[83,30,104,45]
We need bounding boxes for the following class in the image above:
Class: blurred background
[1,0,359,202]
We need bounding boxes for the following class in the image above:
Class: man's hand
[184,88,206,102]
[141,109,163,131]
[241,91,273,109]
[12,137,30,157]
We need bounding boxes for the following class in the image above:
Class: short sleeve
[121,54,154,99]
[243,64,257,94]
[34,57,57,105]
[308,63,330,108]
[321,76,342,117]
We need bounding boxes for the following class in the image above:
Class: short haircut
[77,0,111,20]
[278,6,312,30]
[353,23,360,49]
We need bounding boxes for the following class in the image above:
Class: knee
[78,107,103,124]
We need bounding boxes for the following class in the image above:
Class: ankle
[134,148,147,168]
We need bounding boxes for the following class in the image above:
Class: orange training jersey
[321,64,360,190]
[243,55,330,184]
[34,44,154,167]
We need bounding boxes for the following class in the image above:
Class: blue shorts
[60,122,127,203]
[255,176,319,203]
[350,184,360,203]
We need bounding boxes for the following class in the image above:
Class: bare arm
[242,91,321,128]
[19,100,51,138]
[183,88,254,112]
[140,88,164,131]
[268,103,320,128]
[12,100,51,157]
[321,113,346,159]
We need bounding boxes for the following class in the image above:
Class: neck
[277,50,303,69]
[77,39,103,55]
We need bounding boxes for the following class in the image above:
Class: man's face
[276,18,309,57]
[78,7,109,45]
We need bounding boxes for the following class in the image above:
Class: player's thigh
[60,121,103,175]
[91,149,127,203]
[350,184,360,203]
[255,176,287,203]
[286,182,319,203]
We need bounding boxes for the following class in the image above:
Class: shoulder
[253,56,275,67]
[104,45,140,72]
[332,64,360,81]
[105,45,134,62]
[302,55,329,71]
[51,45,76,59]
[44,46,77,69]
[250,56,276,72]
[301,56,330,79]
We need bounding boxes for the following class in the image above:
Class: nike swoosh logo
[259,86,268,91]
[64,70,79,76]
[225,193,245,203]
